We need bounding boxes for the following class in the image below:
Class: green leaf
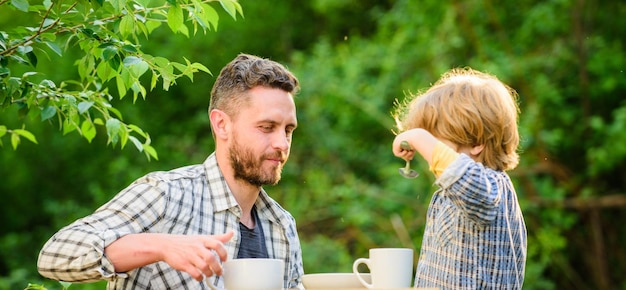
[191,62,211,74]
[109,0,126,13]
[62,118,77,135]
[123,56,142,66]
[200,3,219,31]
[0,66,9,77]
[121,44,137,53]
[106,118,121,144]
[11,0,29,12]
[96,61,115,81]
[128,135,142,151]
[143,143,158,160]
[119,14,135,39]
[81,120,96,143]
[219,0,243,20]
[0,126,6,138]
[13,129,38,144]
[171,61,186,73]
[102,46,118,61]
[77,101,94,114]
[45,41,63,56]
[124,56,149,78]
[41,106,57,121]
[146,20,162,34]
[116,75,127,99]
[27,51,37,67]
[11,133,19,149]
[128,124,146,138]
[167,5,184,34]
[119,124,129,148]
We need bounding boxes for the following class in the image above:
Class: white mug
[208,258,284,290]
[352,248,414,289]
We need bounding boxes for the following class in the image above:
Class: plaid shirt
[415,154,527,289]
[37,153,304,289]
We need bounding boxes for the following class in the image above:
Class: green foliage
[0,0,242,160]
[1,0,626,289]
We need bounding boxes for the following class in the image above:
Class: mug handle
[206,276,225,290]
[352,258,374,289]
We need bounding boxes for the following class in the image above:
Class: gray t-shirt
[237,206,269,258]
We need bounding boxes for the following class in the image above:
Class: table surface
[302,288,439,290]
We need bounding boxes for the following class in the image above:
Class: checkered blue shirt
[37,153,303,289]
[414,154,527,289]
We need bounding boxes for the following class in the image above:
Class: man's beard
[229,140,286,186]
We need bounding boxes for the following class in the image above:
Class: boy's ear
[470,144,485,156]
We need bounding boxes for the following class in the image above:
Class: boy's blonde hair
[395,67,520,171]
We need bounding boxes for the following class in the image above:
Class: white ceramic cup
[352,248,414,289]
[208,258,284,290]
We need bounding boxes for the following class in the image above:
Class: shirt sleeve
[429,141,460,177]
[435,154,502,226]
[37,179,167,282]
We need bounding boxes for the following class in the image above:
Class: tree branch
[0,2,61,56]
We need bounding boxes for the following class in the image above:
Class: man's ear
[209,109,230,140]
[470,144,485,156]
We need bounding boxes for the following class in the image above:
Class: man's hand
[106,231,235,281]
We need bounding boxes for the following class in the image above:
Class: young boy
[392,68,527,289]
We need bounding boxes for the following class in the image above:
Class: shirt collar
[203,153,286,226]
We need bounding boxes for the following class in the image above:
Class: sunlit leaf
[128,124,146,138]
[116,75,127,99]
[11,0,29,12]
[96,61,115,81]
[128,135,142,151]
[45,41,62,56]
[167,5,184,34]
[191,62,211,74]
[62,118,77,135]
[59,281,73,289]
[11,132,19,149]
[119,14,135,39]
[146,20,162,34]
[77,101,94,114]
[219,0,243,20]
[200,3,219,31]
[105,118,121,142]
[42,18,56,28]
[81,120,96,143]
[13,129,38,144]
[124,56,149,78]
[109,0,126,13]
[143,143,158,160]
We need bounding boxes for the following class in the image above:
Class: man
[37,53,304,289]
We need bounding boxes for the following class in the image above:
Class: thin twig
[0,3,60,56]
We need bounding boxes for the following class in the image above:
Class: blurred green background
[2,0,626,289]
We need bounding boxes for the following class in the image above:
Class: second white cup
[352,248,414,289]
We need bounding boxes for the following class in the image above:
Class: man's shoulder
[143,163,205,182]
